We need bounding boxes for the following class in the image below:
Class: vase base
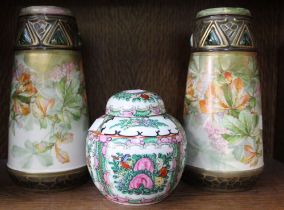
[7,166,89,191]
[183,165,263,192]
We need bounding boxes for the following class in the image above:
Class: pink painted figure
[129,174,154,190]
[134,158,154,173]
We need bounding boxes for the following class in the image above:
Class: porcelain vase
[183,7,263,191]
[7,6,89,190]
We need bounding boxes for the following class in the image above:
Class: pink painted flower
[99,135,111,143]
[129,174,154,190]
[103,172,110,185]
[151,106,161,115]
[63,62,76,73]
[134,158,154,173]
[50,62,77,81]
[122,110,134,117]
[50,66,65,81]
[204,120,228,153]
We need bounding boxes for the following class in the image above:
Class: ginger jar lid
[106,89,166,117]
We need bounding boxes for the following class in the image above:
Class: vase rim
[19,6,73,16]
[196,7,251,18]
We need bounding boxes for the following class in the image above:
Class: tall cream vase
[183,7,263,191]
[7,6,89,190]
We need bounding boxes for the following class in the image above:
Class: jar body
[183,8,263,191]
[7,7,89,190]
[86,114,186,205]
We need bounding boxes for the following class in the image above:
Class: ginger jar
[86,90,187,205]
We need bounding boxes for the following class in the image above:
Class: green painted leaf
[24,140,35,152]
[111,138,128,144]
[232,145,245,161]
[144,137,157,144]
[39,118,48,129]
[184,96,191,105]
[228,109,240,118]
[222,134,243,143]
[56,77,67,99]
[16,95,31,104]
[37,153,53,166]
[253,114,259,129]
[223,115,247,136]
[216,73,227,85]
[34,141,54,154]
[134,110,151,117]
[239,110,254,135]
[249,97,257,109]
[222,85,233,107]
[11,145,29,157]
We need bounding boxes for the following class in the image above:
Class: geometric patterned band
[16,14,81,50]
[191,15,255,51]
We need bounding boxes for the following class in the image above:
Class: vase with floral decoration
[7,6,89,190]
[183,7,263,191]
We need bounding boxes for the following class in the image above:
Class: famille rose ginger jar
[183,7,263,191]
[86,90,187,205]
[7,6,89,190]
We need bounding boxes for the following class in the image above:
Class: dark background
[0,0,283,162]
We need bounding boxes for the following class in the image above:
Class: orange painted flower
[13,99,30,116]
[223,72,233,83]
[199,77,250,114]
[185,76,196,101]
[55,143,70,164]
[184,75,197,114]
[241,145,258,166]
[16,72,37,97]
[159,167,168,177]
[33,96,55,118]
[120,161,131,170]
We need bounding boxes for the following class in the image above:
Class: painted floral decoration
[184,55,262,168]
[10,58,87,168]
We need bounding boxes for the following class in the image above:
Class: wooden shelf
[1,159,284,209]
